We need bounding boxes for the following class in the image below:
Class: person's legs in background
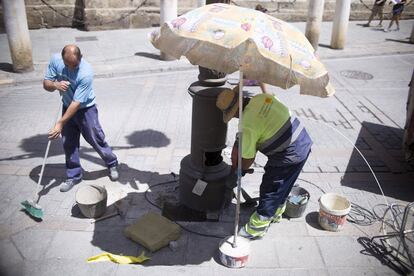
[378,6,384,26]
[365,5,378,26]
[395,14,401,31]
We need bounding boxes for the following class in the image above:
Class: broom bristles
[21,200,43,219]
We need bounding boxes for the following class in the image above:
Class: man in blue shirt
[43,45,119,192]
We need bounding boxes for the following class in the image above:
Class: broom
[21,98,63,219]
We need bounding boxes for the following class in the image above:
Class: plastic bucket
[75,185,107,218]
[285,186,310,218]
[318,193,351,232]
[219,236,250,268]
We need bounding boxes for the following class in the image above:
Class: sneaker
[384,28,390,32]
[363,23,370,27]
[108,166,119,181]
[60,178,81,192]
[239,211,272,240]
[271,203,286,223]
[395,27,400,32]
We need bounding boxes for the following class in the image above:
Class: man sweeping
[43,45,119,192]
[216,86,312,239]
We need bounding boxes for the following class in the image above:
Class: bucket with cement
[285,186,310,218]
[75,185,107,218]
[318,193,351,232]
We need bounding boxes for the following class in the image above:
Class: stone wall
[0,0,413,32]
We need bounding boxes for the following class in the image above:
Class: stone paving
[0,20,414,275]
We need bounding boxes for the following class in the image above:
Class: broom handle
[34,96,63,203]
[232,70,244,248]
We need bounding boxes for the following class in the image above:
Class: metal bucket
[75,185,107,218]
[285,186,310,218]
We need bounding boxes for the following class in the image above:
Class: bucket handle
[90,185,107,197]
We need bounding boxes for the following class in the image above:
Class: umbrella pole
[218,71,250,269]
[232,70,244,248]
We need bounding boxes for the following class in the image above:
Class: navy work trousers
[256,153,309,218]
[61,105,118,180]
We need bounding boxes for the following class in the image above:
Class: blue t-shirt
[44,53,96,109]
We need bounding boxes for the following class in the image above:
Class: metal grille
[75,36,98,42]
[340,70,373,80]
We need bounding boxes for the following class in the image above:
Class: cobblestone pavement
[0,20,414,276]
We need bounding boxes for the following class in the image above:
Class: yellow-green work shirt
[242,94,290,159]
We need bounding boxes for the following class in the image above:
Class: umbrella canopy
[150,3,334,97]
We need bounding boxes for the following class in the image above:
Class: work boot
[108,165,119,181]
[239,211,272,239]
[60,178,81,192]
[272,203,286,223]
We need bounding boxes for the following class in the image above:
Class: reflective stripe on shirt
[259,116,304,156]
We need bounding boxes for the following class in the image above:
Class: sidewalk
[0,20,414,276]
[0,20,413,87]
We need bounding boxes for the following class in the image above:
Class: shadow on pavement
[0,129,170,162]
[0,134,63,162]
[3,129,171,195]
[125,129,170,148]
[317,43,332,49]
[0,62,13,73]
[134,52,162,60]
[29,163,66,196]
[88,169,178,257]
[305,211,324,230]
[88,169,233,265]
[369,27,387,32]
[358,236,410,275]
[385,38,414,45]
[341,121,414,202]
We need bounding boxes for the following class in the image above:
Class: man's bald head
[61,44,82,69]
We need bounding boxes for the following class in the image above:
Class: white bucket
[318,193,351,232]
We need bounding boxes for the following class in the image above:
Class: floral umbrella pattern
[151,3,334,97]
